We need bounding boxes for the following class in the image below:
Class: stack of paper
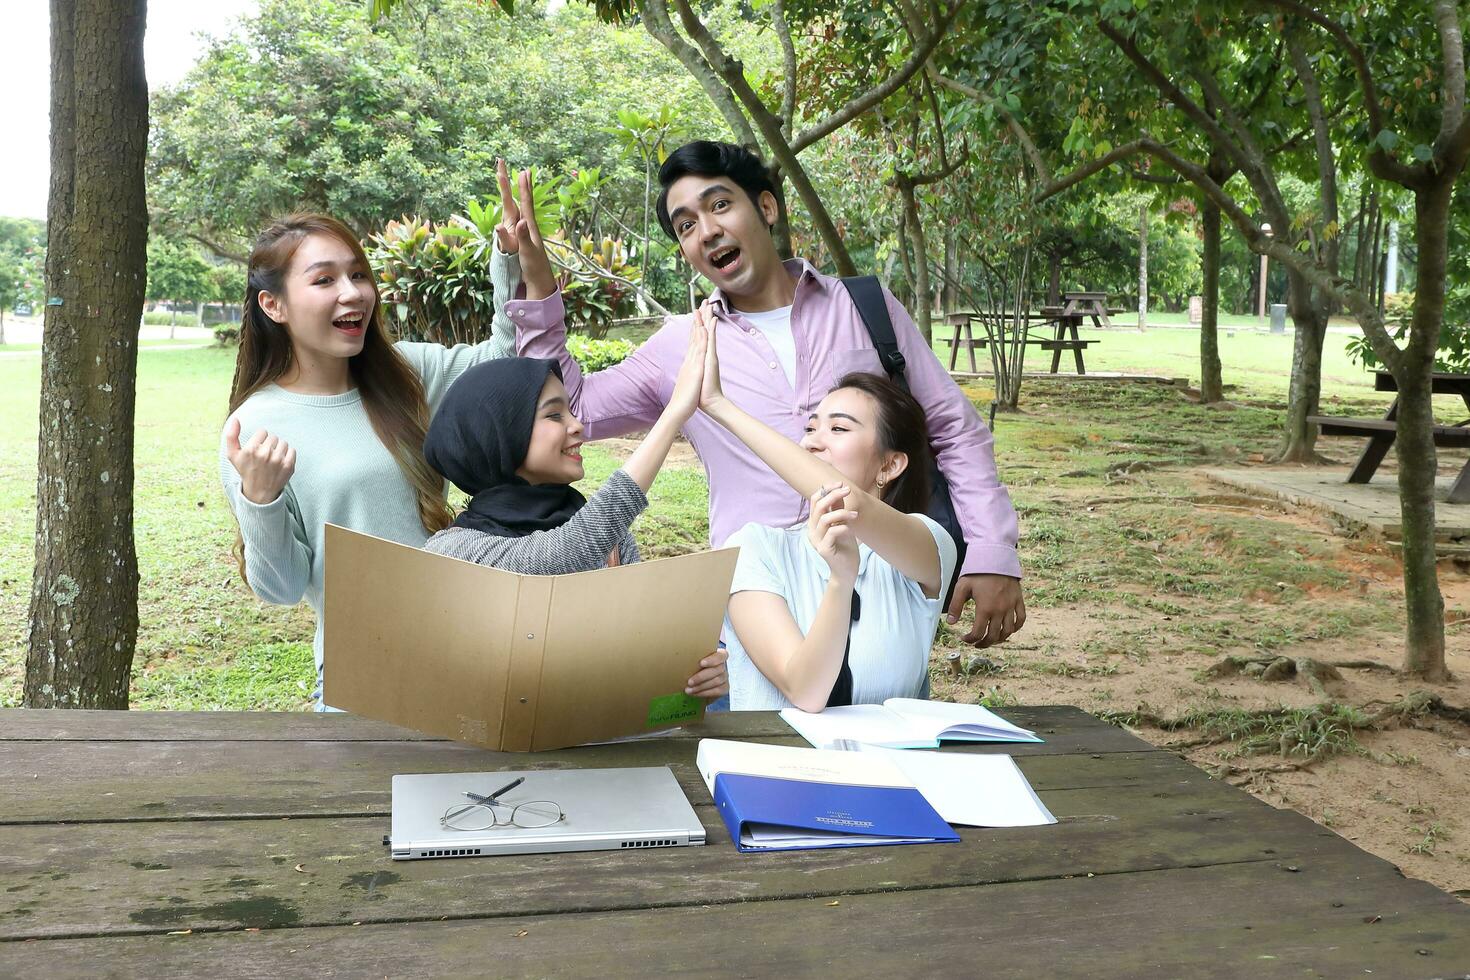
[780,698,1042,750]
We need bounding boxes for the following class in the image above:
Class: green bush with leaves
[559,236,643,339]
[567,336,634,373]
[142,311,199,327]
[368,216,499,347]
[213,324,241,346]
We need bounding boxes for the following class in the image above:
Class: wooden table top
[3,706,1467,977]
[1374,369,1470,395]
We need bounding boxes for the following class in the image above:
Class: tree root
[1103,691,1470,772]
[1201,654,1346,696]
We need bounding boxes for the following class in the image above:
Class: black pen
[463,776,525,804]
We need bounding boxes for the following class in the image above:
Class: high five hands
[495,159,557,301]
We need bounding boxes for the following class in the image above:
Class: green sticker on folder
[646,693,702,727]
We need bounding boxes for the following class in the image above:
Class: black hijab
[423,357,587,538]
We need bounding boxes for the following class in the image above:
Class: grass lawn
[930,322,1380,398]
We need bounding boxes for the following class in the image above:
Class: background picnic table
[2,707,1467,977]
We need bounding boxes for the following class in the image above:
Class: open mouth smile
[708,245,741,272]
[333,312,365,335]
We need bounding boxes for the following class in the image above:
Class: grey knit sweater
[424,468,646,574]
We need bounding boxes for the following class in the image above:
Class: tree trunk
[766,163,793,260]
[942,226,958,315]
[1046,252,1062,306]
[1137,204,1148,331]
[25,0,148,709]
[1274,267,1328,463]
[1393,364,1448,680]
[898,179,931,343]
[1199,200,1224,403]
[1394,179,1456,681]
[894,204,916,310]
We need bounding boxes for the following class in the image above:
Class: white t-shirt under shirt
[733,304,796,387]
[721,514,959,710]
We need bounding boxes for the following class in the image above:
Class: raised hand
[224,416,295,506]
[806,485,859,587]
[667,311,707,423]
[494,158,520,254]
[694,302,725,409]
[512,166,557,301]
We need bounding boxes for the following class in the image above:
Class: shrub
[559,236,643,340]
[368,216,499,348]
[567,336,634,373]
[142,311,199,326]
[213,324,241,346]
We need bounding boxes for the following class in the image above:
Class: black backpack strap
[842,276,908,389]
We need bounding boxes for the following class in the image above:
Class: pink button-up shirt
[509,259,1021,579]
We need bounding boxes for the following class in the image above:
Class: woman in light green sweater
[219,206,525,709]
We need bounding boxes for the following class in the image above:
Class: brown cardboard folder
[322,524,739,751]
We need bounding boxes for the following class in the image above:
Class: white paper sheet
[857,747,1057,828]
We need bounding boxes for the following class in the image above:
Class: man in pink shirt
[502,142,1025,647]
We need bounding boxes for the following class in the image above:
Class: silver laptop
[390,766,705,860]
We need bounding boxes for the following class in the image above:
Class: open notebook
[780,698,1042,750]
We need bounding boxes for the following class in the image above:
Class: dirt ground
[932,470,1470,903]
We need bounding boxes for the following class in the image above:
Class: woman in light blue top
[219,166,532,708]
[691,307,958,712]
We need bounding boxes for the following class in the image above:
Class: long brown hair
[229,213,453,580]
[833,372,933,515]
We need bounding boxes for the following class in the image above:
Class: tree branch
[770,0,798,137]
[1035,140,1150,201]
[186,232,248,265]
[791,0,963,154]
[1097,20,1263,199]
[1286,25,1339,270]
[543,238,670,317]
[1256,0,1421,186]
[635,0,760,150]
[934,74,1052,183]
[1434,0,1466,155]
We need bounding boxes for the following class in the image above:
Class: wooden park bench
[1307,370,1470,503]
[943,311,1097,375]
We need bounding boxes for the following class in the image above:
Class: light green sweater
[219,248,521,704]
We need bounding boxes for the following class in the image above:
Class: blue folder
[712,771,959,853]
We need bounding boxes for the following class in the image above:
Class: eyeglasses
[440,777,565,832]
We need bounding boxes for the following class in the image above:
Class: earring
[876,476,887,490]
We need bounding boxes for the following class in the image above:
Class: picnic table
[1043,290,1123,330]
[1309,370,1470,503]
[943,311,1097,375]
[3,707,1467,976]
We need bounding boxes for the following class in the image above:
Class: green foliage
[209,264,246,306]
[148,0,735,255]
[213,324,242,346]
[367,216,501,347]
[0,218,45,315]
[145,237,213,306]
[566,335,633,373]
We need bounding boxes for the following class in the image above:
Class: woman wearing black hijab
[422,337,727,697]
